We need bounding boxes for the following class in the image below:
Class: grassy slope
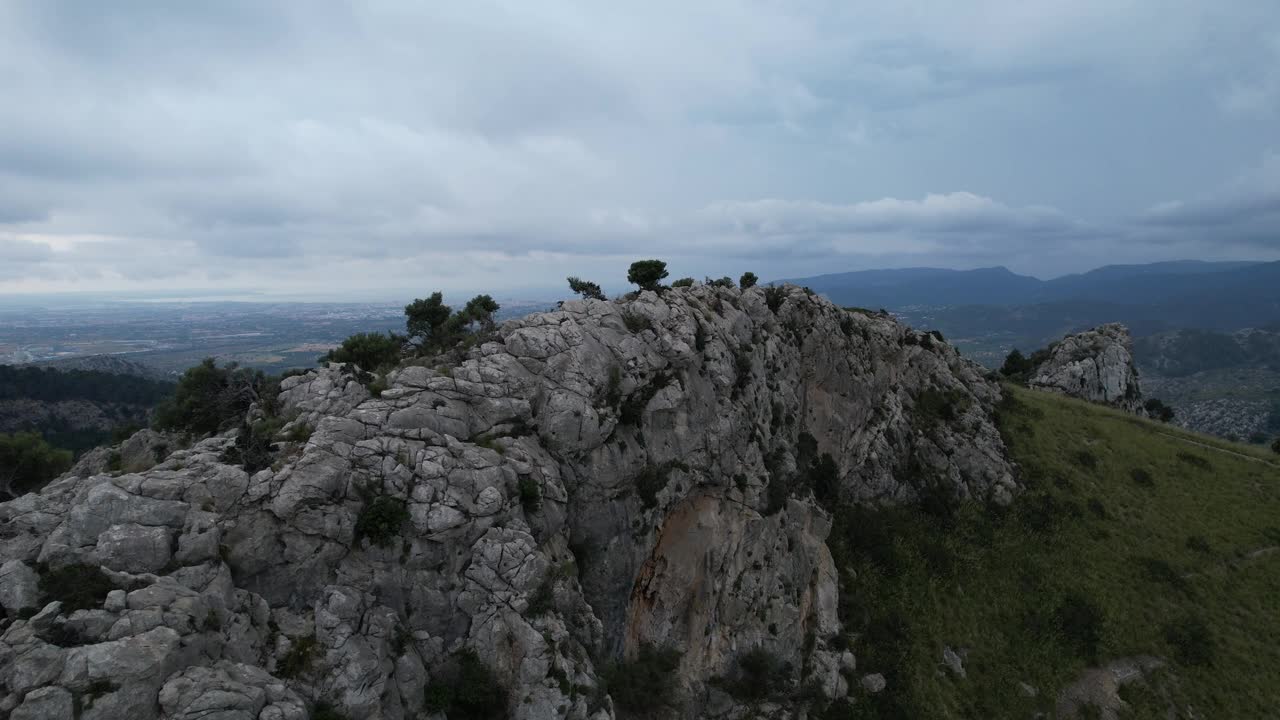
[828,384,1280,718]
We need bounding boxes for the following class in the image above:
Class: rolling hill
[844,384,1280,717]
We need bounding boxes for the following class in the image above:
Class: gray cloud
[0,2,1278,298]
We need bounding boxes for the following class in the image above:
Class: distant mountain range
[783,260,1273,310]
[781,260,1280,337]
[779,260,1280,441]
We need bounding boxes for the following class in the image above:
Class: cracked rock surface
[1030,323,1145,413]
[0,284,1015,719]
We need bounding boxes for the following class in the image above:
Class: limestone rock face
[1029,323,1144,412]
[0,284,1015,719]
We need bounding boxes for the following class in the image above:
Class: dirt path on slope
[1152,430,1280,470]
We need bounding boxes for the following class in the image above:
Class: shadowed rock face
[1030,323,1145,413]
[0,283,1015,720]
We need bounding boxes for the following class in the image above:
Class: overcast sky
[1,1,1278,300]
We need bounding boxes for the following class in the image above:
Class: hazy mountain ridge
[781,260,1275,311]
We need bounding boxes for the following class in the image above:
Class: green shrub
[622,312,653,334]
[999,349,1033,380]
[1130,467,1155,487]
[528,576,555,617]
[312,702,350,720]
[1086,497,1107,518]
[423,649,508,720]
[355,495,410,548]
[568,276,606,301]
[1144,398,1176,423]
[277,634,319,678]
[764,472,790,516]
[732,345,753,395]
[153,358,280,437]
[82,680,118,710]
[1017,492,1083,533]
[764,286,787,312]
[221,416,285,473]
[1272,437,1280,454]
[405,292,454,349]
[635,462,686,508]
[913,388,970,428]
[1185,535,1212,553]
[1136,556,1188,592]
[808,453,840,508]
[627,260,669,292]
[321,332,404,371]
[0,432,73,497]
[739,271,758,289]
[38,563,115,612]
[602,644,682,718]
[1163,614,1215,666]
[707,276,734,288]
[719,647,789,699]
[604,366,623,409]
[1073,450,1098,470]
[1054,591,1105,661]
[283,422,313,443]
[671,277,695,288]
[619,372,671,427]
[518,477,542,513]
[405,292,500,354]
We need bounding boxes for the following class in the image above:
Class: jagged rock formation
[1029,324,1144,412]
[0,284,1016,720]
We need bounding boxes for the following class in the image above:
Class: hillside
[26,354,172,381]
[0,364,175,454]
[782,260,1276,312]
[843,384,1280,717]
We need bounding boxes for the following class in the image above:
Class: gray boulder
[0,559,40,614]
[1029,323,1144,412]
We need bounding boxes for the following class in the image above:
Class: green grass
[828,384,1280,718]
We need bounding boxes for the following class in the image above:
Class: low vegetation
[825,384,1280,717]
[153,358,280,437]
[354,493,410,548]
[320,331,405,371]
[601,644,682,718]
[277,634,320,679]
[423,649,508,720]
[37,562,117,612]
[0,432,73,498]
[567,276,606,300]
[998,346,1054,384]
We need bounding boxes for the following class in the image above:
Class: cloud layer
[1,2,1278,298]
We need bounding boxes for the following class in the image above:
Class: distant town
[0,298,552,374]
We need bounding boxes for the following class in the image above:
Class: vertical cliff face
[0,283,1015,720]
[1029,323,1144,413]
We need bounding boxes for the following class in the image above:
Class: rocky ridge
[0,283,1016,719]
[1029,323,1145,413]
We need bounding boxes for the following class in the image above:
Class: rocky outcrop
[0,283,1015,719]
[68,429,178,478]
[1030,324,1144,412]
